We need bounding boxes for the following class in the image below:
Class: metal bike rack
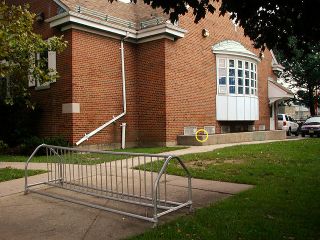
[25,144,192,225]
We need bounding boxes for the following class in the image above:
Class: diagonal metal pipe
[76,34,128,146]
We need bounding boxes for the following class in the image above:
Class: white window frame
[29,39,57,90]
[216,55,258,97]
[35,52,50,90]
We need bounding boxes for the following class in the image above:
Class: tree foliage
[277,42,320,116]
[0,2,67,106]
[123,0,320,58]
[127,0,320,114]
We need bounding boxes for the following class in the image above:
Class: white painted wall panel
[236,96,245,120]
[228,96,237,120]
[216,95,228,120]
[244,97,251,120]
[216,95,259,121]
[250,97,256,120]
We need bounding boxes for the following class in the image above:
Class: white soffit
[46,11,186,42]
[212,40,260,62]
[268,80,294,104]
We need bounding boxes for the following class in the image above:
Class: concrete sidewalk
[0,139,293,240]
[0,179,252,240]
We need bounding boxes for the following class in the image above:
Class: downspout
[76,34,128,146]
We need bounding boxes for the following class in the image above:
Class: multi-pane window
[28,50,57,88]
[217,57,257,96]
[229,60,235,94]
[218,59,227,94]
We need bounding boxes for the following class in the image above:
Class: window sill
[35,84,50,91]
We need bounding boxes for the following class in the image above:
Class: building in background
[7,0,292,147]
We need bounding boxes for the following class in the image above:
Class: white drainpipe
[121,122,126,149]
[76,36,127,146]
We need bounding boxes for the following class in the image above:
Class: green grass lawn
[0,167,46,182]
[130,139,320,240]
[0,146,187,164]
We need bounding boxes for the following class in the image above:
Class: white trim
[48,50,57,82]
[137,23,186,39]
[46,11,186,42]
[212,40,261,62]
[270,50,285,72]
[35,83,50,91]
[137,35,175,44]
[213,51,261,63]
[61,23,179,43]
[270,50,279,65]
[48,14,136,38]
[52,0,69,11]
[268,80,294,104]
[272,64,285,72]
[45,12,69,22]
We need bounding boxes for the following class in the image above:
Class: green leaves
[0,2,67,107]
[276,42,320,115]
[133,0,319,59]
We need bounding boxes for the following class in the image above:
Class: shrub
[20,136,69,155]
[0,140,8,153]
[0,99,41,147]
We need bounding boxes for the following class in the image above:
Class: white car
[277,114,299,136]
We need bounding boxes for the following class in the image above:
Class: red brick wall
[71,29,139,146]
[136,40,166,145]
[32,30,73,142]
[164,11,275,143]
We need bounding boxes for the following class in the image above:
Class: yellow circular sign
[195,129,209,143]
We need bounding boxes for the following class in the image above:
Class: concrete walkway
[0,139,295,240]
[161,138,299,156]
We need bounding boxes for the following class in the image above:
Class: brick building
[8,0,291,147]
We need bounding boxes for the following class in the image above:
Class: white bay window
[212,40,260,121]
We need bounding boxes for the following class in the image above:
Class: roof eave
[52,0,69,11]
[272,64,285,72]
[46,11,187,42]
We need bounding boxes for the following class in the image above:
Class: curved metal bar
[152,155,193,223]
[174,156,193,209]
[25,145,64,193]
[25,144,46,193]
[152,156,173,223]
